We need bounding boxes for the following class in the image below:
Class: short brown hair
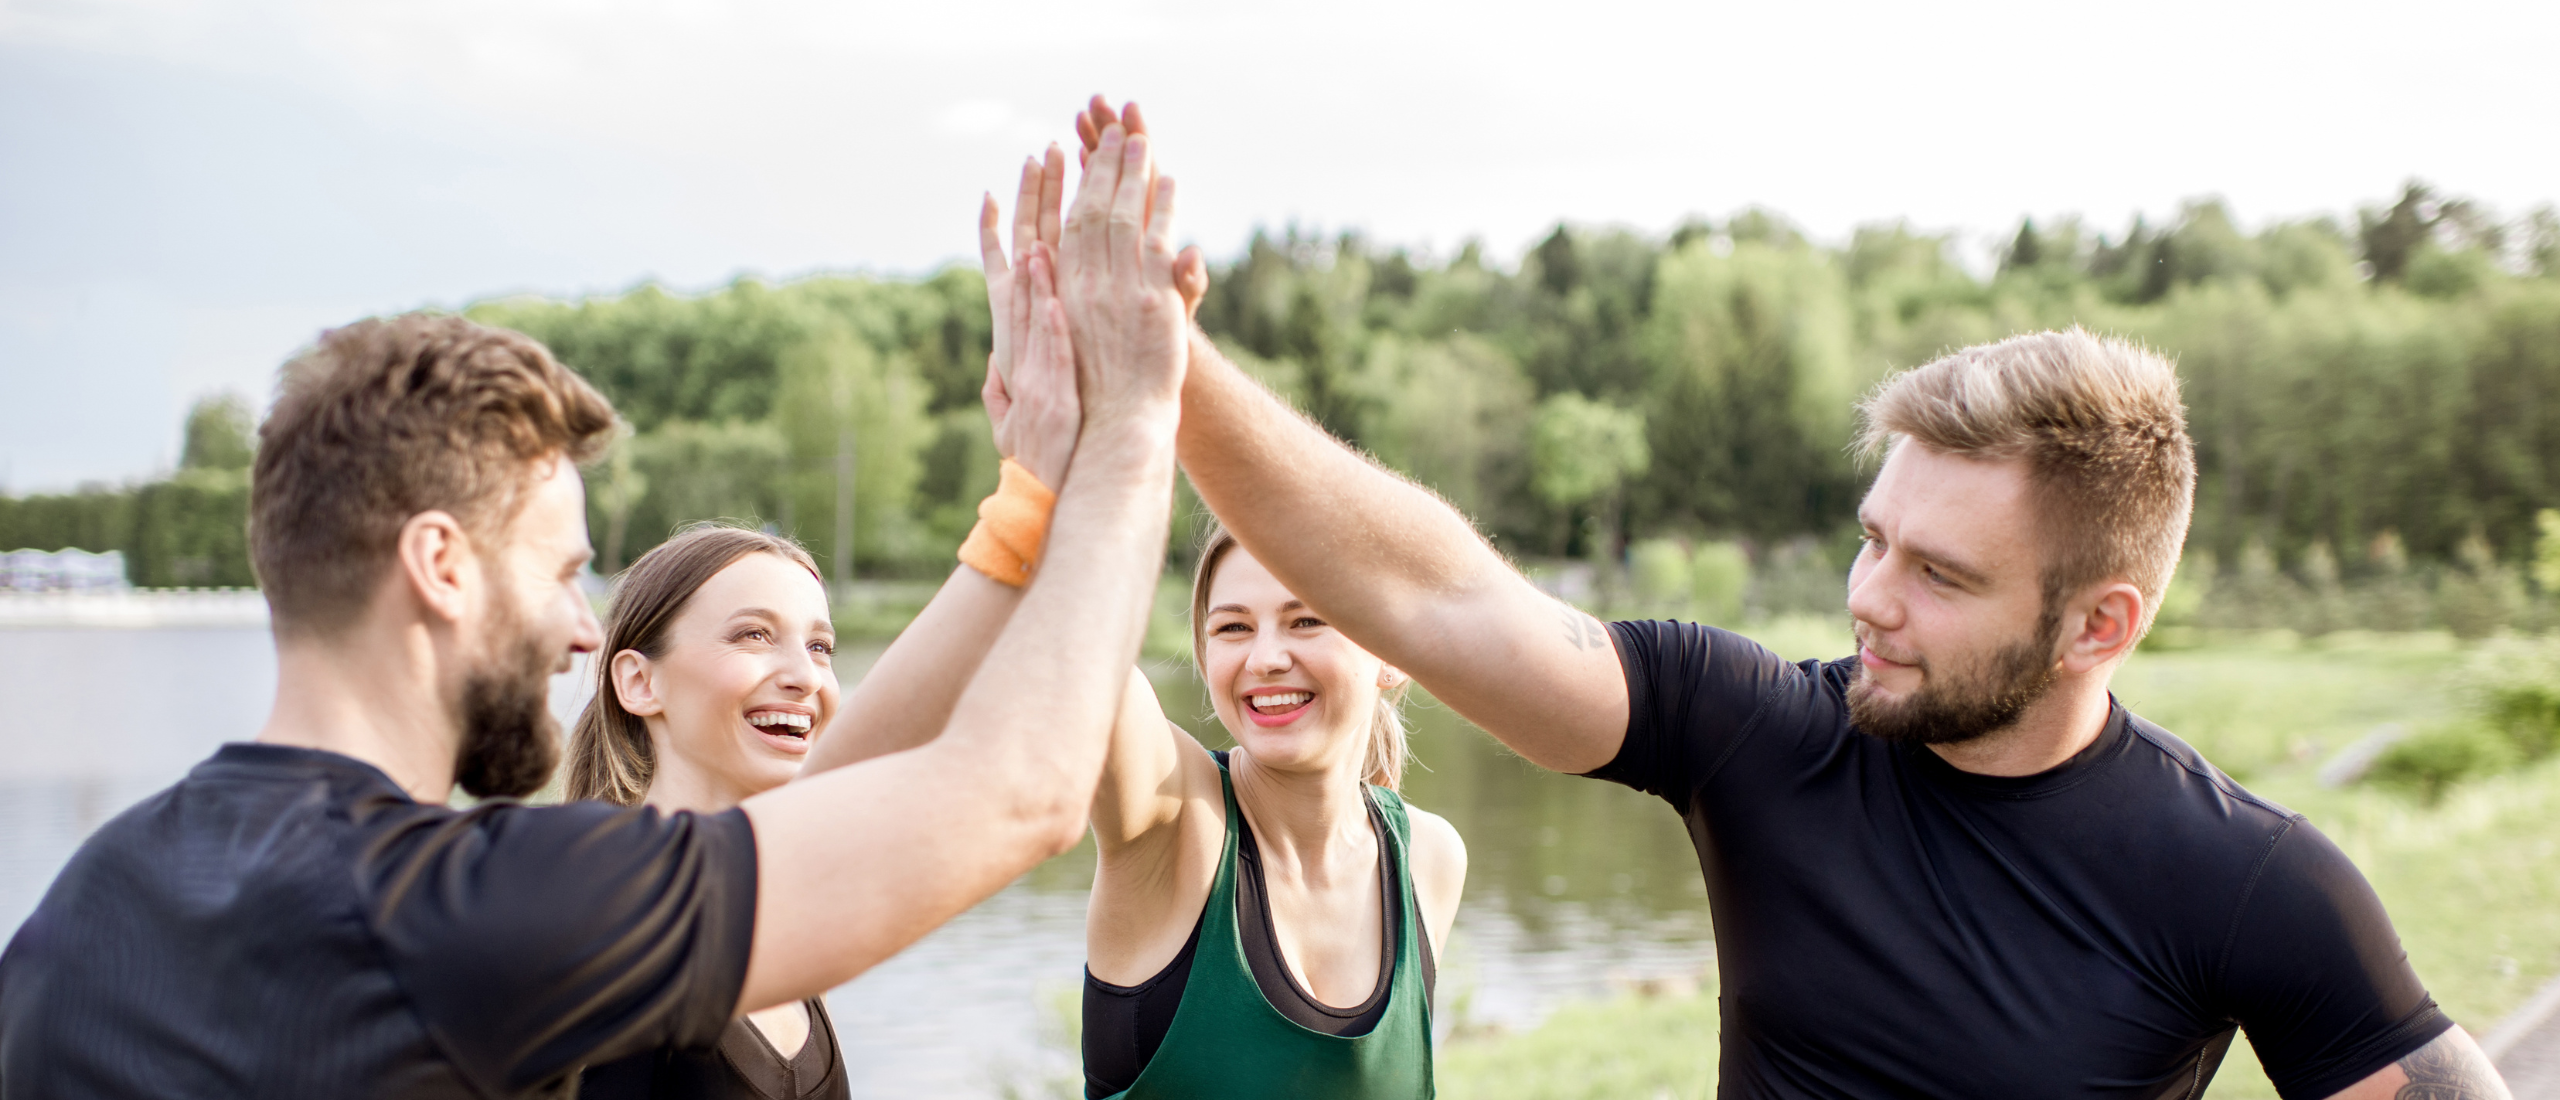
[1856,328,2195,634]
[564,524,823,805]
[1190,524,1410,790]
[251,314,617,636]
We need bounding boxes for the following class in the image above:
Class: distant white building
[1,548,131,592]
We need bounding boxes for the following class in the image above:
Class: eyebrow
[1207,600,1308,616]
[1860,513,1994,588]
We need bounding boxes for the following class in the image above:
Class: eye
[735,627,773,645]
[1291,616,1324,630]
[810,639,836,657]
[1920,564,1951,587]
[1213,621,1251,635]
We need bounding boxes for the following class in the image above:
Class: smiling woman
[562,522,851,1099]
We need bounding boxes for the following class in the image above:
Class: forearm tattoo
[1557,600,1607,651]
[2393,1033,2512,1100]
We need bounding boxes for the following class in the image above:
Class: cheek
[1201,646,1247,694]
[667,654,759,723]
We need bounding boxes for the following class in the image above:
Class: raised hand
[981,244,1079,489]
[1072,96,1209,317]
[1058,122,1189,423]
[979,146,1067,393]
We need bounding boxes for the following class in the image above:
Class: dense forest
[9,183,2560,631]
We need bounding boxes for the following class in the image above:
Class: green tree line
[0,395,257,587]
[7,183,2558,606]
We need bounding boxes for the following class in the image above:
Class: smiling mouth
[1247,691,1312,716]
[748,712,813,742]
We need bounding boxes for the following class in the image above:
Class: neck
[640,737,751,815]
[1228,748,1374,873]
[257,622,461,803]
[1924,670,2117,777]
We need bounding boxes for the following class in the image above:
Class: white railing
[0,588,269,629]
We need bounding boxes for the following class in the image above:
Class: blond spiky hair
[1856,328,2196,633]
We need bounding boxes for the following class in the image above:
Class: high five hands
[978,97,1209,482]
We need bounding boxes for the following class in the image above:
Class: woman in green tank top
[1080,524,1469,1100]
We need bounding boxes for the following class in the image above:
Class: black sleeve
[2218,819,2451,1100]
[1584,620,1800,808]
[357,800,760,1096]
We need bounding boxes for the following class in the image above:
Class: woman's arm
[1089,668,1203,848]
[1084,667,1227,984]
[799,151,1072,774]
[800,567,1020,771]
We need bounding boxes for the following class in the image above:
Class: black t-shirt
[0,743,759,1099]
[1592,621,2450,1100]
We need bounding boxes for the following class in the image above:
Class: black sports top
[1593,620,2452,1099]
[1081,753,1435,1098]
[0,743,758,1099]
[578,996,849,1100]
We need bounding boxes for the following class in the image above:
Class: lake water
[0,624,1717,1097]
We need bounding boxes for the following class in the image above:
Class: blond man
[1173,326,2510,1099]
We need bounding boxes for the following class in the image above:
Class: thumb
[1173,247,1209,317]
[982,356,1014,421]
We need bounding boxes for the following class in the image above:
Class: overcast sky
[4,0,2555,490]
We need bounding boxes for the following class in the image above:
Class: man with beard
[0,122,1192,1099]
[1165,320,2509,1096]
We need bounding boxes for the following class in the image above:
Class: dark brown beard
[454,596,564,799]
[1846,608,2062,747]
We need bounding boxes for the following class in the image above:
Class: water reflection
[0,628,1719,1097]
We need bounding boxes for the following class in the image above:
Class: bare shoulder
[1400,803,1468,955]
[1403,804,1469,881]
[2320,1027,2511,1100]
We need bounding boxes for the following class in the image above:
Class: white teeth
[749,712,811,730]
[1252,692,1311,709]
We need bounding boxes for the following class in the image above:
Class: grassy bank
[1434,630,2560,1100]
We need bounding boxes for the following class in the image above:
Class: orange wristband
[958,458,1057,587]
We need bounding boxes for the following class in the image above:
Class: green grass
[1434,631,2560,1100]
[1438,986,1721,1100]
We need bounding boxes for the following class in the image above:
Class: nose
[1844,547,1900,634]
[568,594,605,655]
[1245,623,1294,677]
[772,640,819,696]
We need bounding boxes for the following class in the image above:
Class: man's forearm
[1175,332,1502,638]
[1174,332,1632,773]
[732,416,1178,1012]
[937,418,1179,833]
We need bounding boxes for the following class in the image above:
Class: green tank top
[1102,757,1435,1100]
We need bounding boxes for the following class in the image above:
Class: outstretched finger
[1108,133,1154,280]
[1009,156,1042,261]
[978,193,1008,278]
[1118,100,1160,225]
[1038,144,1066,249]
[1066,123,1127,268]
[1145,175,1179,261]
[1075,95,1117,170]
[1022,246,1069,391]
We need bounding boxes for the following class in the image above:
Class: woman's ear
[1377,665,1406,691]
[611,650,664,717]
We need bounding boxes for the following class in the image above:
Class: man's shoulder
[2073,711,2306,892]
[1609,619,1852,704]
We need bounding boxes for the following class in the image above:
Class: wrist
[1066,407,1181,467]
